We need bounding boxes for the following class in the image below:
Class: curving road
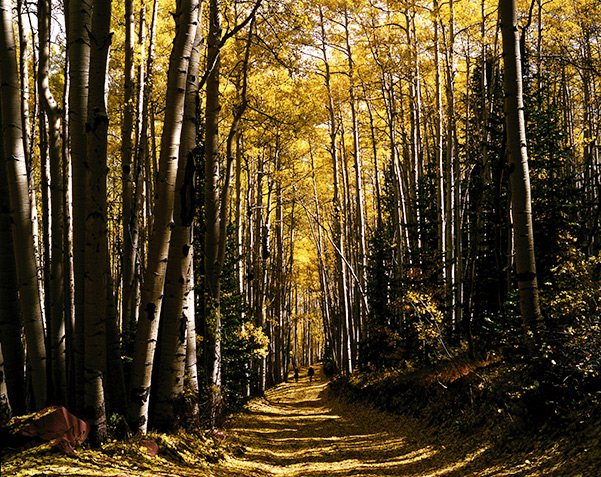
[212,365,507,477]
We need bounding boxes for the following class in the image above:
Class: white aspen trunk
[204,0,223,426]
[16,0,31,165]
[235,135,245,310]
[154,11,201,430]
[67,0,91,414]
[344,9,368,357]
[0,129,26,416]
[39,0,67,406]
[274,149,284,383]
[0,0,47,410]
[0,343,11,420]
[128,1,157,333]
[128,0,198,433]
[84,0,114,444]
[319,6,349,374]
[363,94,382,228]
[434,0,447,294]
[252,155,267,393]
[443,0,460,333]
[121,0,137,333]
[499,0,543,337]
[184,270,199,400]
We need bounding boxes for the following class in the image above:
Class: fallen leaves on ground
[2,363,599,476]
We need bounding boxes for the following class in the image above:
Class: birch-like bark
[67,0,91,414]
[499,0,543,337]
[84,0,114,444]
[154,10,202,430]
[204,0,223,425]
[39,0,67,407]
[0,343,11,420]
[121,0,137,332]
[0,117,26,416]
[343,8,368,346]
[0,0,47,410]
[433,0,447,294]
[128,0,198,433]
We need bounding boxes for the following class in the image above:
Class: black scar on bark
[129,386,150,406]
[516,271,537,282]
[145,302,157,321]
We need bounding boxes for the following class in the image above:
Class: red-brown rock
[3,406,89,454]
[139,439,159,457]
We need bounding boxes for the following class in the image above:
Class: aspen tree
[84,0,115,443]
[128,0,199,433]
[343,7,368,357]
[203,0,224,426]
[0,344,11,419]
[499,0,543,339]
[39,0,67,407]
[67,0,91,414]
[154,7,202,430]
[0,112,26,416]
[0,0,47,410]
[318,5,348,373]
[121,0,137,332]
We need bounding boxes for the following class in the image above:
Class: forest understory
[2,362,599,476]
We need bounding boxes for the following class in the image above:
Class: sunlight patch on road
[219,444,437,477]
[421,445,489,477]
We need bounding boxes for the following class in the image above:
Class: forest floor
[212,364,597,476]
[2,363,599,476]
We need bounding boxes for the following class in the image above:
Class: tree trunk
[84,0,114,444]
[344,8,368,357]
[433,0,447,296]
[154,9,202,430]
[67,0,91,415]
[184,265,199,419]
[121,0,137,333]
[0,343,12,421]
[0,0,47,410]
[128,0,198,433]
[0,115,26,416]
[39,0,68,407]
[203,0,224,426]
[499,0,543,339]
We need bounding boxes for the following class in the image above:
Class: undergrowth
[0,428,229,476]
[330,353,601,473]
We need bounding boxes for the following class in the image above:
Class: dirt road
[212,365,522,477]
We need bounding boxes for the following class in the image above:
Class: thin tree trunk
[16,0,32,167]
[39,0,67,406]
[0,343,12,421]
[433,0,446,293]
[121,0,137,332]
[184,263,199,416]
[344,8,368,352]
[319,6,352,374]
[499,0,543,338]
[203,0,223,427]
